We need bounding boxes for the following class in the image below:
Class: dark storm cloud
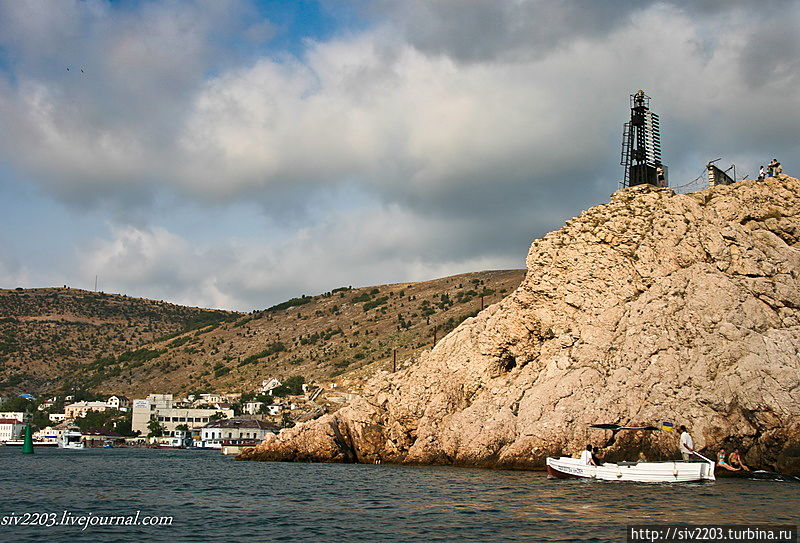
[368,0,643,63]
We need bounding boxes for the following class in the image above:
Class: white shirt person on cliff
[679,425,694,461]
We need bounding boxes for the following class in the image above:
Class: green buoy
[22,424,34,454]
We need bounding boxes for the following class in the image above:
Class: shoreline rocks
[239,176,800,474]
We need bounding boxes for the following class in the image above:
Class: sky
[0,0,798,311]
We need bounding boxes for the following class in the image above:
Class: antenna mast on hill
[94,275,98,292]
[620,90,667,187]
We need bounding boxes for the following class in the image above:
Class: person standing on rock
[767,159,778,177]
[758,166,766,180]
[679,425,694,461]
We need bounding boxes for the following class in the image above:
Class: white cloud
[2,0,799,308]
[80,203,516,311]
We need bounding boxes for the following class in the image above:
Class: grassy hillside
[0,287,236,394]
[89,270,525,397]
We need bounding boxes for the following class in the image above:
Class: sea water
[1,447,798,542]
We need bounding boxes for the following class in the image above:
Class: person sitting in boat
[716,448,740,471]
[580,444,596,466]
[592,446,605,466]
[728,449,750,471]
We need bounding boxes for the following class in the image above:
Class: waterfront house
[0,418,25,442]
[132,398,235,436]
[154,407,235,436]
[199,419,279,448]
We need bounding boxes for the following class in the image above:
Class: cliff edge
[239,175,800,474]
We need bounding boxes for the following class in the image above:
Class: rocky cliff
[239,175,800,474]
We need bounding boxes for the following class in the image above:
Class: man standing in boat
[679,425,694,461]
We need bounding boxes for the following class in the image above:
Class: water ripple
[1,448,797,542]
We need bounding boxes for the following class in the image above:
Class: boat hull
[546,456,715,483]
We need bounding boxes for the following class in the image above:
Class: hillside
[89,270,525,397]
[0,288,235,394]
[240,175,800,475]
[0,271,525,397]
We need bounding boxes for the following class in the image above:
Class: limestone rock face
[239,176,800,473]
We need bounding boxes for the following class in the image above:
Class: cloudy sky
[1,0,798,311]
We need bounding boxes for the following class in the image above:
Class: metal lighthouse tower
[620,90,666,187]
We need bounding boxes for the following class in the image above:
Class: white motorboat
[546,456,715,482]
[58,431,85,449]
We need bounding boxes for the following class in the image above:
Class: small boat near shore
[59,430,85,449]
[546,456,715,482]
[546,422,715,483]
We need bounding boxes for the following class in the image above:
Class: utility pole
[392,348,397,372]
[433,326,438,346]
[480,294,485,310]
[94,275,98,292]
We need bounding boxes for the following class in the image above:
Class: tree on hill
[271,375,305,397]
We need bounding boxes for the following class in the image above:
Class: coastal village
[0,270,525,454]
[0,375,356,454]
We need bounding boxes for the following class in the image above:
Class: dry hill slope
[91,270,525,397]
[0,288,236,394]
[240,175,800,474]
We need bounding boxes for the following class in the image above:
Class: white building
[0,412,24,422]
[198,393,224,405]
[259,378,281,395]
[33,426,63,442]
[242,401,263,415]
[106,395,130,410]
[131,395,234,437]
[199,419,278,448]
[155,407,234,436]
[0,418,25,442]
[147,394,174,409]
[49,413,66,423]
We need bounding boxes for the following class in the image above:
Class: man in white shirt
[580,444,596,465]
[679,425,694,461]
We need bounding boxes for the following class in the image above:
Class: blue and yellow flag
[661,422,675,432]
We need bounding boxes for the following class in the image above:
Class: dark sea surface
[1,447,798,542]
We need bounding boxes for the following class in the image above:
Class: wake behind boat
[546,456,715,482]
